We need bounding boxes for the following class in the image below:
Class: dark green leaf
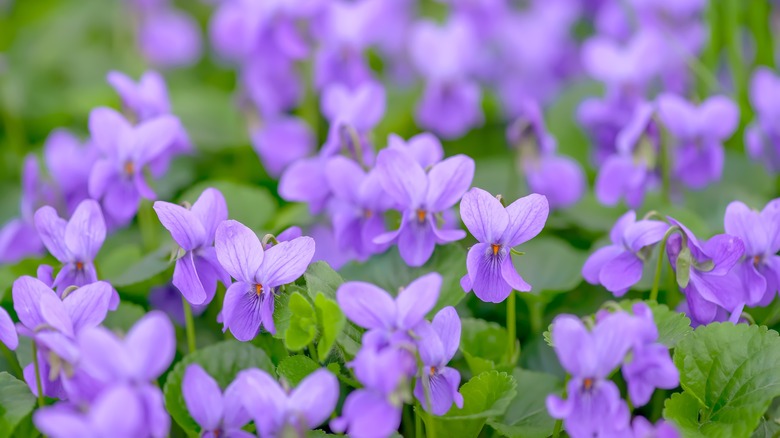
[276,355,319,387]
[0,372,36,438]
[460,318,510,375]
[513,236,589,294]
[108,246,172,288]
[488,369,563,438]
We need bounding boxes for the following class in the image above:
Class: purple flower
[154,188,231,305]
[546,312,635,437]
[215,220,315,340]
[107,70,170,121]
[237,368,339,436]
[577,95,636,165]
[581,31,662,99]
[44,129,99,215]
[746,68,780,172]
[582,211,669,296]
[183,364,252,437]
[415,80,483,140]
[657,93,738,189]
[507,100,585,209]
[148,283,207,326]
[88,107,181,227]
[373,148,474,267]
[666,218,746,325]
[138,7,203,68]
[387,132,444,168]
[251,116,314,178]
[33,200,117,307]
[595,102,661,208]
[631,416,680,438]
[0,307,18,350]
[413,307,463,415]
[724,200,780,306]
[459,188,549,303]
[313,1,376,89]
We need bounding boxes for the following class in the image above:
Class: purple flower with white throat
[237,368,339,437]
[657,93,738,189]
[724,199,780,306]
[413,306,463,415]
[182,364,252,438]
[88,107,181,228]
[154,188,231,306]
[373,147,474,267]
[215,220,315,340]
[459,188,549,303]
[582,211,670,296]
[33,199,118,307]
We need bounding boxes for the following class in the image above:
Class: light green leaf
[460,318,510,375]
[304,261,343,300]
[420,370,518,438]
[179,181,277,231]
[664,323,780,437]
[285,292,317,351]
[0,372,36,438]
[102,301,146,333]
[276,355,320,387]
[314,293,345,359]
[513,236,589,294]
[162,340,275,435]
[488,369,563,438]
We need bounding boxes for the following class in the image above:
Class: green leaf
[0,372,36,438]
[314,293,345,359]
[459,318,510,375]
[285,292,317,351]
[102,301,146,333]
[179,181,277,231]
[513,236,589,294]
[276,355,319,387]
[676,246,692,288]
[664,392,707,438]
[664,323,780,437]
[339,244,467,313]
[420,370,518,438]
[488,369,563,438]
[304,261,343,300]
[618,300,692,348]
[108,246,172,288]
[163,340,275,435]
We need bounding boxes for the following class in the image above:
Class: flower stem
[32,341,44,408]
[552,419,562,438]
[415,406,423,438]
[507,291,517,364]
[650,227,678,302]
[182,296,197,354]
[138,199,156,252]
[309,342,320,364]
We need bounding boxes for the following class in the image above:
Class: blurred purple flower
[0,307,17,350]
[577,95,636,165]
[138,8,203,69]
[148,283,207,326]
[215,220,315,340]
[724,200,780,306]
[44,130,99,215]
[154,188,231,305]
[459,188,549,303]
[238,368,338,436]
[582,211,669,296]
[374,148,473,267]
[746,67,780,172]
[0,155,50,263]
[314,0,377,89]
[413,307,463,415]
[88,107,181,228]
[582,31,662,99]
[631,416,680,438]
[251,116,314,178]
[657,93,738,189]
[183,364,252,437]
[387,132,444,168]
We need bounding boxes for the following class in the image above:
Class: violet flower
[314,0,376,90]
[33,199,118,307]
[459,188,549,303]
[581,31,662,99]
[88,107,181,227]
[387,132,444,168]
[237,368,339,437]
[183,364,252,438]
[0,307,18,350]
[251,116,314,178]
[582,211,670,296]
[107,70,170,121]
[373,148,474,267]
[154,188,231,305]
[44,129,99,215]
[724,200,780,306]
[148,283,207,326]
[215,220,315,340]
[546,312,635,437]
[0,155,49,264]
[657,93,738,189]
[666,218,746,325]
[137,7,203,69]
[631,417,680,438]
[577,95,636,165]
[746,67,780,172]
[413,307,464,415]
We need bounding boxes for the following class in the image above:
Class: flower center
[491,244,501,256]
[255,284,264,296]
[583,378,594,391]
[416,209,427,223]
[753,255,762,267]
[123,161,135,176]
[429,366,436,376]
[364,209,373,219]
[76,261,84,271]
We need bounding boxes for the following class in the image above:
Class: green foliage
[460,318,511,375]
[285,291,317,351]
[618,300,693,348]
[179,181,277,231]
[102,301,146,333]
[105,246,172,288]
[664,323,780,437]
[162,340,275,435]
[513,236,589,295]
[276,355,319,387]
[0,372,36,438]
[314,293,345,359]
[488,369,563,438]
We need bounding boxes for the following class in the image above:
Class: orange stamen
[124,161,135,175]
[255,284,263,296]
[583,378,594,390]
[429,366,436,376]
[491,244,501,255]
[76,261,84,271]
[416,209,427,223]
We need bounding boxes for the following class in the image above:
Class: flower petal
[459,188,509,243]
[397,218,436,267]
[432,307,461,363]
[501,193,549,247]
[12,276,54,330]
[0,308,18,350]
[598,252,644,296]
[132,115,181,166]
[153,201,207,251]
[237,368,286,437]
[63,281,113,332]
[375,148,427,208]
[33,206,71,261]
[258,236,315,287]
[396,272,441,330]
[215,220,265,283]
[222,282,263,341]
[190,188,228,244]
[468,243,512,303]
[501,256,532,292]
[425,154,475,212]
[288,369,340,428]
[336,281,396,330]
[174,253,207,305]
[183,364,224,430]
[126,311,176,381]
[64,200,106,262]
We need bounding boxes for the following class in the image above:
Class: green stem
[660,126,672,204]
[529,299,544,335]
[138,200,156,252]
[415,406,423,438]
[507,291,517,364]
[32,341,44,408]
[750,0,774,68]
[1,344,23,379]
[182,296,197,354]
[309,342,320,364]
[552,419,563,438]
[650,227,679,302]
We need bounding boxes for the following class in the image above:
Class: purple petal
[467,243,512,303]
[656,93,697,139]
[591,312,637,375]
[551,315,592,376]
[63,281,112,332]
[89,107,131,156]
[288,369,340,428]
[132,115,181,167]
[215,220,265,284]
[91,384,145,437]
[222,378,252,429]
[501,256,531,292]
[398,218,437,267]
[88,159,117,201]
[330,390,401,438]
[33,206,71,261]
[0,219,43,264]
[34,405,90,437]
[415,367,462,415]
[459,188,509,243]
[699,95,738,140]
[375,148,427,208]
[702,234,745,275]
[78,326,130,382]
[183,364,223,430]
[260,293,276,335]
[0,307,18,350]
[12,276,56,331]
[724,201,766,256]
[595,156,637,206]
[525,154,586,209]
[154,201,207,251]
[624,220,669,252]
[582,245,624,285]
[278,157,331,213]
[102,178,141,226]
[425,155,475,212]
[190,188,228,244]
[415,321,446,366]
[258,236,315,287]
[174,253,207,305]
[598,252,643,295]
[336,282,396,330]
[501,193,549,247]
[610,211,637,244]
[388,132,444,168]
[64,200,106,262]
[432,307,461,362]
[126,311,175,381]
[396,272,442,330]
[237,368,286,437]
[251,117,314,178]
[222,282,263,341]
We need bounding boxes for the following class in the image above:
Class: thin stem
[1,344,23,379]
[507,291,517,364]
[415,405,423,438]
[552,419,563,438]
[650,226,679,302]
[32,341,44,408]
[182,296,197,354]
[138,200,156,252]
[309,342,320,364]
